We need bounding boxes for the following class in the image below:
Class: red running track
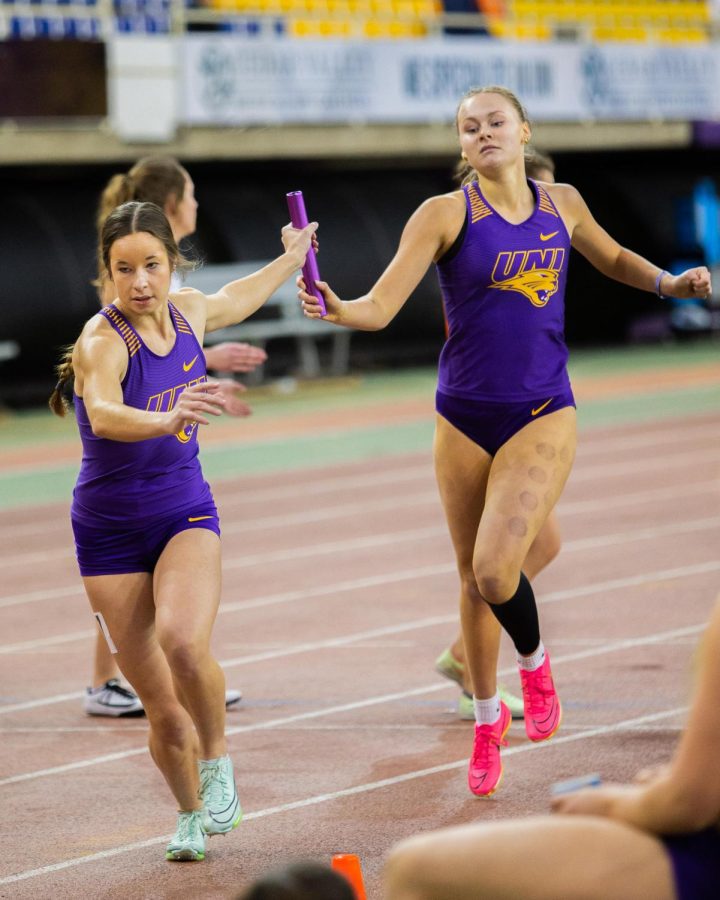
[0,412,719,898]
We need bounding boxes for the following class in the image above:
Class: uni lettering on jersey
[146,375,207,443]
[488,247,566,308]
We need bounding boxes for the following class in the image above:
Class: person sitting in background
[384,592,720,900]
[238,861,355,900]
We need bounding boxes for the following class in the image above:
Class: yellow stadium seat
[502,0,710,41]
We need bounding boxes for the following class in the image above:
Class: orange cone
[331,853,367,900]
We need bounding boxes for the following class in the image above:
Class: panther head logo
[490,269,559,308]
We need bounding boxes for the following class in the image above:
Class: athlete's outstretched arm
[295,194,464,330]
[553,594,720,834]
[198,223,317,333]
[550,183,711,301]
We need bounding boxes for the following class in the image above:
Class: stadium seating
[0,0,713,40]
[481,0,711,42]
[0,0,171,38]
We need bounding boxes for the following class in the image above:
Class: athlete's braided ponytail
[48,345,75,418]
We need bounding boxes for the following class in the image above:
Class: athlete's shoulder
[410,191,466,231]
[170,286,205,314]
[541,183,592,236]
[420,190,466,214]
[169,287,207,338]
[74,309,129,376]
[79,308,120,343]
[542,182,584,211]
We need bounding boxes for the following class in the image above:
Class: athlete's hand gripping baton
[286,190,326,317]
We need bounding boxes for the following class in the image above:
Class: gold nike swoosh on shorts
[182,355,199,372]
[531,398,554,416]
[540,231,559,241]
[188,515,213,522]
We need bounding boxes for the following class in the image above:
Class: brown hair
[94,156,188,294]
[96,156,187,233]
[48,345,75,417]
[454,85,532,187]
[99,200,187,278]
[525,150,555,181]
[50,201,190,417]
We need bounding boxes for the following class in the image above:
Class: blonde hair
[454,85,532,187]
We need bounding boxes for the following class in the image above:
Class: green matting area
[1,340,718,510]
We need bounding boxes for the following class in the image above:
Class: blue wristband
[655,269,670,299]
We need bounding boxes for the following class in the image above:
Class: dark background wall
[1,147,715,407]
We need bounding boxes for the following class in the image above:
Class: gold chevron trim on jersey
[102,306,141,356]
[536,186,559,218]
[467,183,493,224]
[169,302,193,334]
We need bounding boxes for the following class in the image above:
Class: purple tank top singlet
[71,302,213,525]
[436,179,572,402]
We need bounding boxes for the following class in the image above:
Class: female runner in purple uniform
[295,86,711,798]
[49,201,316,861]
[385,592,720,900]
[85,156,257,718]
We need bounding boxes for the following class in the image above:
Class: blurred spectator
[237,861,355,900]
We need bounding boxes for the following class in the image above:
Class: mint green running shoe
[435,647,465,687]
[166,810,206,861]
[458,687,524,721]
[199,754,242,836]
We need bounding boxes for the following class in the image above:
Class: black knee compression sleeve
[487,572,540,656]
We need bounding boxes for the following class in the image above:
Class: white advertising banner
[181,35,720,125]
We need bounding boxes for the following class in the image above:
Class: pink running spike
[467,702,512,798]
[519,652,562,742]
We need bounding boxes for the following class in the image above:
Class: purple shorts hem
[435,387,576,457]
[72,503,220,577]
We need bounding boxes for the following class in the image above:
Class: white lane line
[6,496,720,574]
[0,622,703,786]
[1,414,718,542]
[1,551,719,670]
[214,559,720,620]
[212,418,720,506]
[0,630,98,657]
[0,703,688,887]
[1,473,718,605]
[0,584,84,610]
[558,480,716,515]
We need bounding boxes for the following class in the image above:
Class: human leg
[153,527,241,835]
[153,527,226,759]
[434,417,512,795]
[383,815,675,900]
[442,507,562,672]
[85,628,240,716]
[92,627,120,685]
[83,630,144,717]
[433,415,498,702]
[82,573,204,813]
[437,508,562,717]
[474,407,576,740]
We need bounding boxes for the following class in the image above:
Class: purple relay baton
[286,190,326,317]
